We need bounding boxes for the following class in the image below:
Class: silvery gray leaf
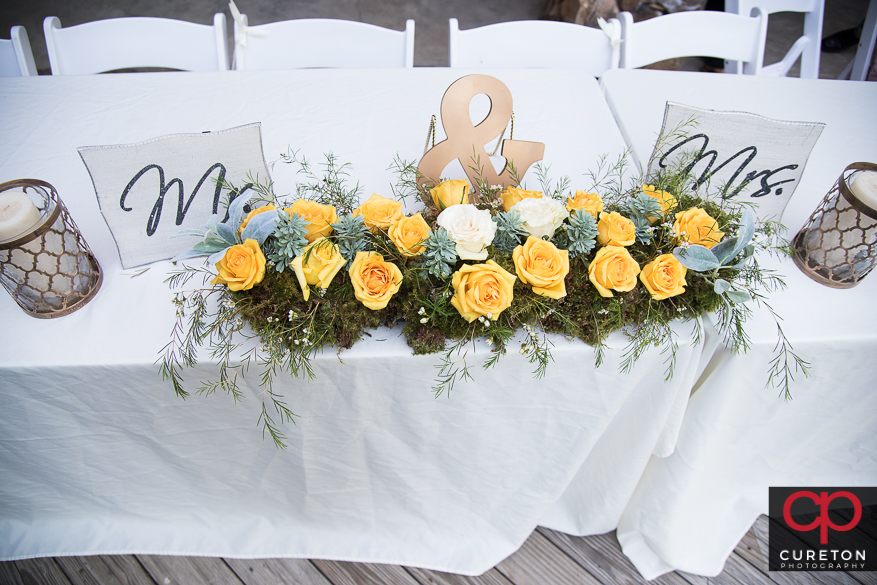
[216,222,238,245]
[674,245,720,271]
[714,279,731,295]
[725,290,751,303]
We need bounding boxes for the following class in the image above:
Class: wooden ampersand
[417,75,545,200]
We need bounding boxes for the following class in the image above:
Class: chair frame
[725,0,824,78]
[44,14,229,75]
[232,17,415,70]
[619,8,767,74]
[1,26,38,76]
[448,18,620,75]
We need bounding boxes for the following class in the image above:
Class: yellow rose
[353,193,403,232]
[348,251,403,310]
[674,207,725,249]
[642,184,677,223]
[211,239,266,292]
[450,260,516,323]
[596,211,636,247]
[500,186,542,212]
[640,254,687,301]
[565,190,604,220]
[388,213,432,257]
[512,236,570,299]
[588,245,641,298]
[238,203,277,234]
[430,179,470,210]
[290,238,346,301]
[285,199,338,243]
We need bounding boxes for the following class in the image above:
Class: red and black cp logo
[768,486,876,572]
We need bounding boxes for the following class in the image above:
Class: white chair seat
[448,18,620,76]
[0,26,38,76]
[44,15,229,75]
[232,17,414,70]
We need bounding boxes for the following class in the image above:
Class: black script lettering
[119,163,227,236]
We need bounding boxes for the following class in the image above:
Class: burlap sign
[79,123,270,268]
[648,103,824,222]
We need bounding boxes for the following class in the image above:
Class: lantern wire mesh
[0,179,102,318]
[792,162,877,289]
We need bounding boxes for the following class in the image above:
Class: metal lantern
[792,163,877,289]
[0,179,102,318]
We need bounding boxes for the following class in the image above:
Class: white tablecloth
[601,69,877,579]
[0,69,711,574]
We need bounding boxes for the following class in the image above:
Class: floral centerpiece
[161,149,808,448]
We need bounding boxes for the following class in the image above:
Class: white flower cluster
[436,204,497,260]
[511,197,569,239]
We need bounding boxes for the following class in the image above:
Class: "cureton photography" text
[778,549,866,570]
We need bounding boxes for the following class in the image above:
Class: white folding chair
[448,18,620,76]
[43,15,229,75]
[725,0,823,78]
[0,26,38,76]
[619,8,767,74]
[839,0,877,81]
[232,16,414,70]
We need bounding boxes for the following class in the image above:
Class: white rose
[512,197,569,240]
[436,204,497,261]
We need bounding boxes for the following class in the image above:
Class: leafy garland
[160,147,809,448]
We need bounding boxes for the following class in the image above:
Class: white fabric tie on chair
[228,0,268,47]
[598,17,621,49]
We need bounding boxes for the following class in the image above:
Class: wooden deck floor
[3,517,875,585]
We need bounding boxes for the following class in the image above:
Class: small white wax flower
[511,197,569,239]
[420,317,429,324]
[435,204,497,261]
[418,307,426,315]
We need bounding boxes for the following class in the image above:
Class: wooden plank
[0,562,25,585]
[312,559,421,585]
[224,558,332,585]
[538,527,691,585]
[494,530,602,585]
[849,572,877,585]
[13,558,73,585]
[54,556,158,585]
[137,556,244,585]
[405,565,515,585]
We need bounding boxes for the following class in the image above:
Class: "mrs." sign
[648,103,824,222]
[79,123,270,268]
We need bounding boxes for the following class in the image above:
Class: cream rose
[596,211,636,247]
[211,239,266,292]
[285,199,338,243]
[435,204,497,261]
[388,213,432,257]
[588,245,641,298]
[353,193,403,232]
[430,179,470,210]
[566,190,604,220]
[348,251,403,310]
[640,254,687,301]
[238,203,276,234]
[512,196,569,240]
[450,260,516,323]
[512,236,570,299]
[642,184,676,223]
[500,186,542,212]
[290,238,346,301]
[674,207,725,249]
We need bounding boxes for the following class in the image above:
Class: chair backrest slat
[44,15,229,75]
[233,17,414,70]
[448,18,620,76]
[1,26,38,76]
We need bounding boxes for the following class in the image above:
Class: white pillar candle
[850,171,877,211]
[0,189,42,240]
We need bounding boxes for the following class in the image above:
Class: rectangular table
[0,68,713,574]
[601,68,877,579]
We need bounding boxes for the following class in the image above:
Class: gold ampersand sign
[417,75,545,200]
